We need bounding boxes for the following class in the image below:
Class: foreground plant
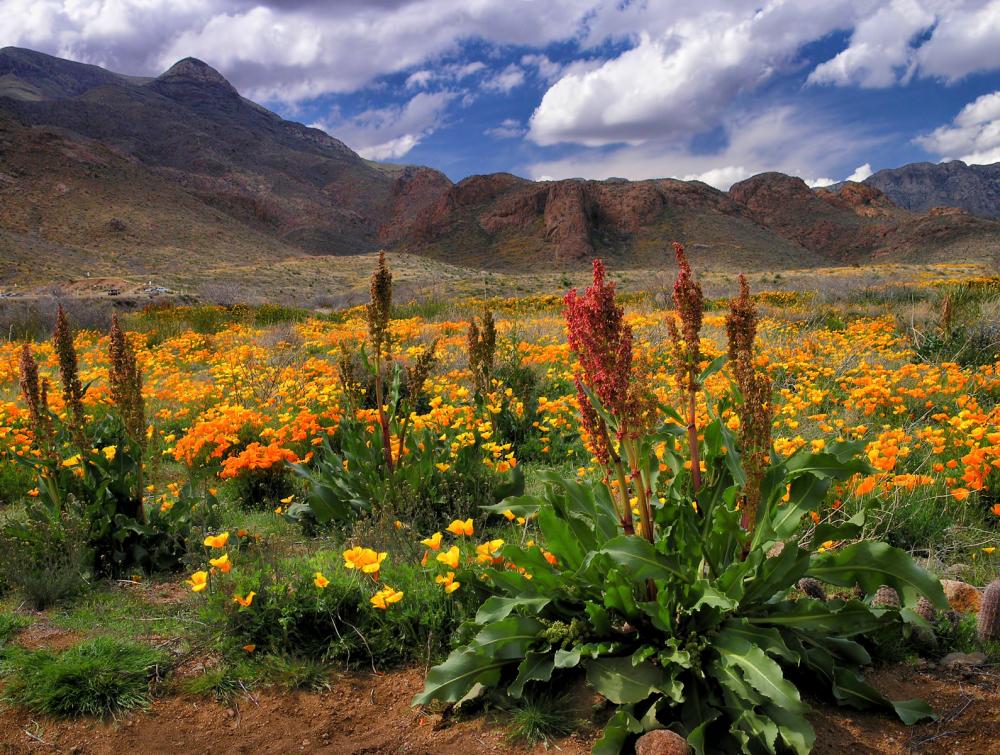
[414,251,949,754]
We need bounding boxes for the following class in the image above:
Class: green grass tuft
[2,637,165,718]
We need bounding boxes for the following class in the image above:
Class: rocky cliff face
[865,160,1000,219]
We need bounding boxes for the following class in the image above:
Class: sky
[5,0,1000,189]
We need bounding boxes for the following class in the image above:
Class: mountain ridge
[1,46,998,283]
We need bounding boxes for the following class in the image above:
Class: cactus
[871,585,900,609]
[915,597,936,623]
[977,579,1000,643]
[797,577,827,601]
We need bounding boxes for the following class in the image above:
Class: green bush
[220,552,475,669]
[0,458,34,506]
[2,637,164,717]
[0,612,29,648]
[0,501,92,609]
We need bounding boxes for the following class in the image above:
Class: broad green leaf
[585,656,669,705]
[807,541,949,610]
[748,599,884,637]
[700,353,728,383]
[475,595,550,624]
[764,703,816,755]
[537,505,586,569]
[601,535,686,583]
[471,615,544,659]
[714,630,807,713]
[412,650,507,705]
[508,651,555,698]
[593,708,643,755]
[554,647,581,668]
[889,698,936,725]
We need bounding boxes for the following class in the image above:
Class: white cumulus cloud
[917,90,1000,164]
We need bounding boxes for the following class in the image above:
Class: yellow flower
[435,572,461,594]
[343,546,388,575]
[982,547,996,555]
[186,571,208,592]
[420,532,443,551]
[101,445,117,461]
[446,518,474,537]
[203,532,230,548]
[475,538,505,564]
[435,462,451,472]
[243,644,256,653]
[436,545,460,569]
[233,591,256,607]
[950,487,970,502]
[279,494,294,504]
[61,454,81,468]
[371,586,404,609]
[209,552,231,573]
[314,571,330,588]
[501,509,515,521]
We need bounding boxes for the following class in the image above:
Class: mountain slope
[1,46,998,282]
[865,161,1000,219]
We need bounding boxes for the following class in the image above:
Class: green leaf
[812,511,865,545]
[600,536,686,583]
[700,353,727,383]
[412,650,507,705]
[764,703,816,755]
[471,615,544,660]
[554,648,581,669]
[807,541,949,609]
[508,651,555,698]
[593,708,643,755]
[475,596,550,624]
[537,505,586,570]
[889,698,936,725]
[714,629,808,713]
[585,656,669,705]
[749,599,884,637]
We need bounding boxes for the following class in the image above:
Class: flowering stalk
[725,275,773,554]
[565,260,655,540]
[396,339,438,464]
[670,242,704,495]
[53,305,86,450]
[367,252,394,472]
[109,314,147,520]
[18,345,55,460]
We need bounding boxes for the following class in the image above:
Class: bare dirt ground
[0,654,996,754]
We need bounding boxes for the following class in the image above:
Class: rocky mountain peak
[157,58,237,92]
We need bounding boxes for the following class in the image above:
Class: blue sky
[5,1,1000,188]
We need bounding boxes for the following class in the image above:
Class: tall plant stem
[395,414,410,468]
[599,421,634,535]
[374,352,394,473]
[687,385,701,494]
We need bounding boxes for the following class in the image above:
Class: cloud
[846,162,874,181]
[809,0,1000,88]
[527,2,864,147]
[313,90,455,160]
[917,89,1000,164]
[0,0,597,102]
[485,118,525,139]
[526,106,878,190]
[482,63,525,93]
[520,53,562,83]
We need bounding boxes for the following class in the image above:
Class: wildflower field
[0,255,998,754]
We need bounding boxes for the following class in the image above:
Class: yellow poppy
[233,591,256,607]
[436,546,460,569]
[446,518,474,537]
[209,553,231,573]
[203,532,230,548]
[420,532,443,551]
[186,571,208,592]
[371,586,403,609]
[314,571,330,588]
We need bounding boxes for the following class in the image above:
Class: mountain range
[1,46,998,288]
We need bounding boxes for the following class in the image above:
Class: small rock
[940,651,987,668]
[941,579,981,614]
[635,728,691,755]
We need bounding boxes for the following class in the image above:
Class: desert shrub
[416,255,948,754]
[2,637,164,717]
[220,553,475,669]
[0,500,92,609]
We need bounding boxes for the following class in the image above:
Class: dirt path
[0,663,996,754]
